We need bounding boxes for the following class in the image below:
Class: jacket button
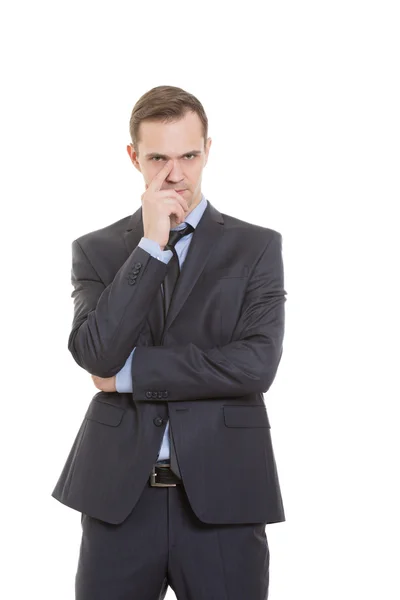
[128,279,137,285]
[146,391,152,399]
[151,391,158,398]
[153,417,163,426]
[163,391,169,398]
[135,262,142,268]
[157,391,163,399]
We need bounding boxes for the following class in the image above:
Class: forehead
[138,111,204,154]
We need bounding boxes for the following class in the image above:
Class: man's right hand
[141,160,189,250]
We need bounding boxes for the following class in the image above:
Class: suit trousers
[75,474,270,600]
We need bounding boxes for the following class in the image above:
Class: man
[51,85,287,600]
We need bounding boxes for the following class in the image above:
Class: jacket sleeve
[131,232,287,400]
[67,240,168,377]
[113,236,174,392]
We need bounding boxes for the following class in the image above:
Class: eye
[150,154,196,162]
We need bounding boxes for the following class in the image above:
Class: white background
[1,1,399,598]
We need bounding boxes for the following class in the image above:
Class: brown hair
[129,85,208,154]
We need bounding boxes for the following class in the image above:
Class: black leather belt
[149,462,182,487]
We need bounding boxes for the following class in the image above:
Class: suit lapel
[122,199,224,340]
[163,202,223,333]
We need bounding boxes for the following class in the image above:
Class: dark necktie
[163,223,195,319]
[163,222,194,477]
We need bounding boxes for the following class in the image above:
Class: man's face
[127,111,211,213]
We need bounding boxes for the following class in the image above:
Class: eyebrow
[145,150,202,159]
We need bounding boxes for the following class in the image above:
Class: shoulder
[70,214,132,278]
[221,211,282,247]
[73,214,131,249]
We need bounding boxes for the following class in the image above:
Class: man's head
[127,85,212,212]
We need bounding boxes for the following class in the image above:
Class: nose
[166,159,184,184]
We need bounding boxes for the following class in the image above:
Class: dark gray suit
[52,199,286,598]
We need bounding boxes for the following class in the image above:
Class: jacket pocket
[223,405,271,428]
[85,399,125,427]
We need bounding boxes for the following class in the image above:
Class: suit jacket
[51,199,287,525]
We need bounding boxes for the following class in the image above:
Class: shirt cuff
[115,348,135,393]
[138,237,173,264]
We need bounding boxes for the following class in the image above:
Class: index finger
[148,160,173,192]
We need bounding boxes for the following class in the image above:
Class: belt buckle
[150,463,177,487]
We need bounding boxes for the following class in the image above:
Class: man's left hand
[91,375,117,392]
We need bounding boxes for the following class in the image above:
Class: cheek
[143,166,157,187]
[188,163,202,181]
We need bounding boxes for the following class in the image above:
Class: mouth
[176,189,186,194]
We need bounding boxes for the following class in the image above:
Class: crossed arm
[90,233,286,399]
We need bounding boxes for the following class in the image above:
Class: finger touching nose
[167,160,184,181]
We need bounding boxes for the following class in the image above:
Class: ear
[126,144,141,173]
[204,137,212,167]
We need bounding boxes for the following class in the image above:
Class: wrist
[143,235,165,251]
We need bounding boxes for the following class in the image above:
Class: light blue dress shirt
[115,193,208,460]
